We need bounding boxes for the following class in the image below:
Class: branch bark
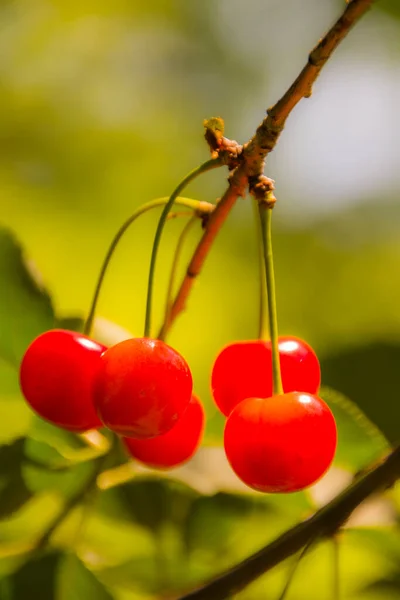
[161,0,375,338]
[177,445,400,600]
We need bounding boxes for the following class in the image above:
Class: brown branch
[159,164,248,336]
[161,0,375,338]
[244,0,376,174]
[176,445,400,600]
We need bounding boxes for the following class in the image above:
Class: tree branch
[244,0,375,172]
[161,0,375,337]
[177,446,400,600]
[159,165,248,336]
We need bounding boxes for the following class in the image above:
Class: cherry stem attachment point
[83,196,214,337]
[144,157,222,338]
[259,203,283,395]
[160,214,198,342]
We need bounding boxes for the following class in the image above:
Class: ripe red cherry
[93,337,193,439]
[211,336,321,417]
[122,394,205,469]
[224,392,337,493]
[19,329,106,432]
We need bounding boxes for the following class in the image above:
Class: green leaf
[0,361,32,444]
[321,343,400,445]
[319,386,390,471]
[375,0,400,21]
[348,527,400,566]
[118,477,199,536]
[0,227,54,365]
[58,554,114,600]
[22,437,93,495]
[3,551,62,600]
[54,315,84,333]
[183,491,311,576]
[0,438,32,520]
[96,554,200,596]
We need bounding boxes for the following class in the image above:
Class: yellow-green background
[1,0,400,598]
[2,0,400,438]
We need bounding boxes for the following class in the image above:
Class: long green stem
[160,214,198,341]
[83,196,214,336]
[253,199,269,341]
[144,158,222,338]
[259,204,283,395]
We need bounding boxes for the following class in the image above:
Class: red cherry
[122,394,205,469]
[224,392,337,493]
[93,337,193,439]
[211,336,321,417]
[19,329,106,432]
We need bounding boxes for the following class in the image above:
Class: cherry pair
[19,329,204,469]
[211,337,337,493]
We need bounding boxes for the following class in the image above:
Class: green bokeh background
[2,0,400,440]
[1,0,400,598]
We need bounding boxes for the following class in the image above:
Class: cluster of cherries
[212,337,337,492]
[19,328,337,493]
[19,329,204,470]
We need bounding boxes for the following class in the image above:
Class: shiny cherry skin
[19,329,106,432]
[211,336,321,417]
[93,337,193,439]
[224,392,337,493]
[123,394,205,469]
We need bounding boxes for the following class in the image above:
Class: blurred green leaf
[319,386,390,471]
[27,415,110,460]
[119,478,198,534]
[0,362,32,444]
[376,0,400,20]
[361,574,400,600]
[3,551,62,600]
[58,555,114,600]
[22,437,92,495]
[54,316,84,333]
[0,438,32,520]
[96,554,201,596]
[182,490,311,579]
[78,506,154,567]
[321,344,400,446]
[0,227,54,365]
[348,527,400,565]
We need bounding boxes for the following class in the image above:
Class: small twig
[161,0,375,338]
[176,446,400,600]
[158,165,248,337]
[276,538,315,600]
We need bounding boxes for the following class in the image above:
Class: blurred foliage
[1,0,400,598]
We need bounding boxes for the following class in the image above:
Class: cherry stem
[83,196,215,337]
[259,203,283,395]
[253,199,269,341]
[160,214,198,342]
[144,157,222,338]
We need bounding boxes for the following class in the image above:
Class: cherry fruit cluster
[19,329,205,470]
[211,336,337,493]
[19,328,337,491]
